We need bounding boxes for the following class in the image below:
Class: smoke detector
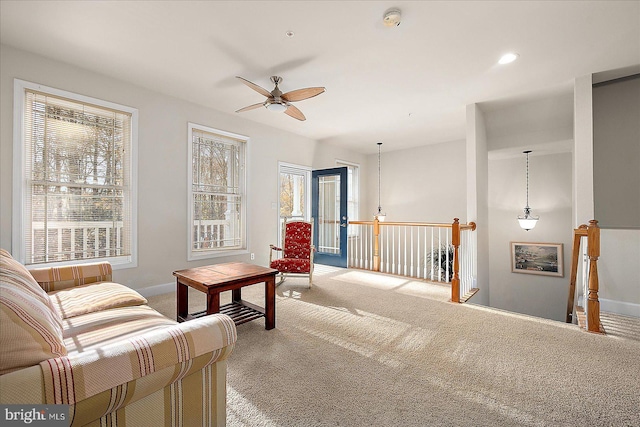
[383,8,401,27]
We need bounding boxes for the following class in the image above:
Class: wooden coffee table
[173,262,278,330]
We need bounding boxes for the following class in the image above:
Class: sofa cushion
[271,258,311,273]
[30,262,112,292]
[48,281,148,319]
[62,305,177,354]
[0,249,60,322]
[0,284,67,375]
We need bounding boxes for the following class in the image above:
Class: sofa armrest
[29,262,113,292]
[39,313,236,407]
[1,315,235,406]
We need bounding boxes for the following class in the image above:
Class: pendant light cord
[526,152,529,209]
[524,150,532,210]
[377,142,382,212]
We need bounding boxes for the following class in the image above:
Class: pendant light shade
[517,150,539,231]
[374,142,386,221]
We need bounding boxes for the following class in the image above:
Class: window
[188,123,247,260]
[278,162,311,245]
[13,80,137,268]
[336,160,359,221]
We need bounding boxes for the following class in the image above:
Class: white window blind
[188,123,247,259]
[336,160,360,221]
[18,84,135,266]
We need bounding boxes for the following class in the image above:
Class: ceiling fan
[235,76,325,121]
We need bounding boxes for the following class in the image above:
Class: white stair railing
[347,218,477,303]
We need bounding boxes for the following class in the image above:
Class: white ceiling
[1,1,639,154]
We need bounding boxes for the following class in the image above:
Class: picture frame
[511,242,564,277]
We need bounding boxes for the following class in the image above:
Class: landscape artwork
[511,242,564,277]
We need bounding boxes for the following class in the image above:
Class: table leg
[265,275,276,330]
[177,279,188,322]
[232,288,242,303]
[207,291,221,316]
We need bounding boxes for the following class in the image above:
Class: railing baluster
[430,228,434,281]
[391,226,395,274]
[366,224,370,270]
[57,229,62,259]
[385,226,389,272]
[345,219,477,302]
[446,228,450,282]
[357,224,360,268]
[451,218,460,303]
[423,227,428,279]
[587,220,601,333]
[403,226,407,276]
[416,227,420,279]
[106,227,110,257]
[380,224,384,273]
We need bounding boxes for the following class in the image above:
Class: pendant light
[517,150,539,231]
[374,142,386,222]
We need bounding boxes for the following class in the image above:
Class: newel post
[373,216,381,272]
[451,218,461,303]
[587,219,601,333]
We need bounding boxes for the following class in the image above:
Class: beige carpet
[147,266,640,427]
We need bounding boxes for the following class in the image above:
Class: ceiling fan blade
[235,102,264,113]
[236,76,272,98]
[284,104,306,121]
[281,87,326,102]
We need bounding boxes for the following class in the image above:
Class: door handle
[340,223,347,228]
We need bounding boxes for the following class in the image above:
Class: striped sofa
[0,249,237,426]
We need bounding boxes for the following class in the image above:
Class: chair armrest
[39,314,236,407]
[29,262,113,292]
[269,244,282,264]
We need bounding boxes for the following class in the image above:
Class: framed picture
[511,242,564,277]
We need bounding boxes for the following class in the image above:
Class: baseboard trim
[137,282,174,298]
[599,298,640,318]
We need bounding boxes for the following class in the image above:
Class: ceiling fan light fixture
[236,75,324,121]
[264,101,288,112]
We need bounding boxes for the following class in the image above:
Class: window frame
[335,159,360,222]
[12,79,138,269]
[187,122,249,261]
[277,162,312,247]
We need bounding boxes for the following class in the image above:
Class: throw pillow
[0,284,67,375]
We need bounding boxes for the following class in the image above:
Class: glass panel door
[312,167,348,267]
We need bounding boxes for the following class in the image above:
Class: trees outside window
[188,123,247,260]
[14,80,137,267]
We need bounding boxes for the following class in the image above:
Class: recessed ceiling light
[498,52,519,65]
[285,31,295,38]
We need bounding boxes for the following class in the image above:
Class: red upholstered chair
[269,219,315,287]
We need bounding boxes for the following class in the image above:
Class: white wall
[467,104,490,306]
[488,153,573,321]
[599,229,640,312]
[573,75,595,227]
[593,76,640,229]
[572,74,639,316]
[592,76,640,314]
[364,140,467,223]
[0,44,365,291]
